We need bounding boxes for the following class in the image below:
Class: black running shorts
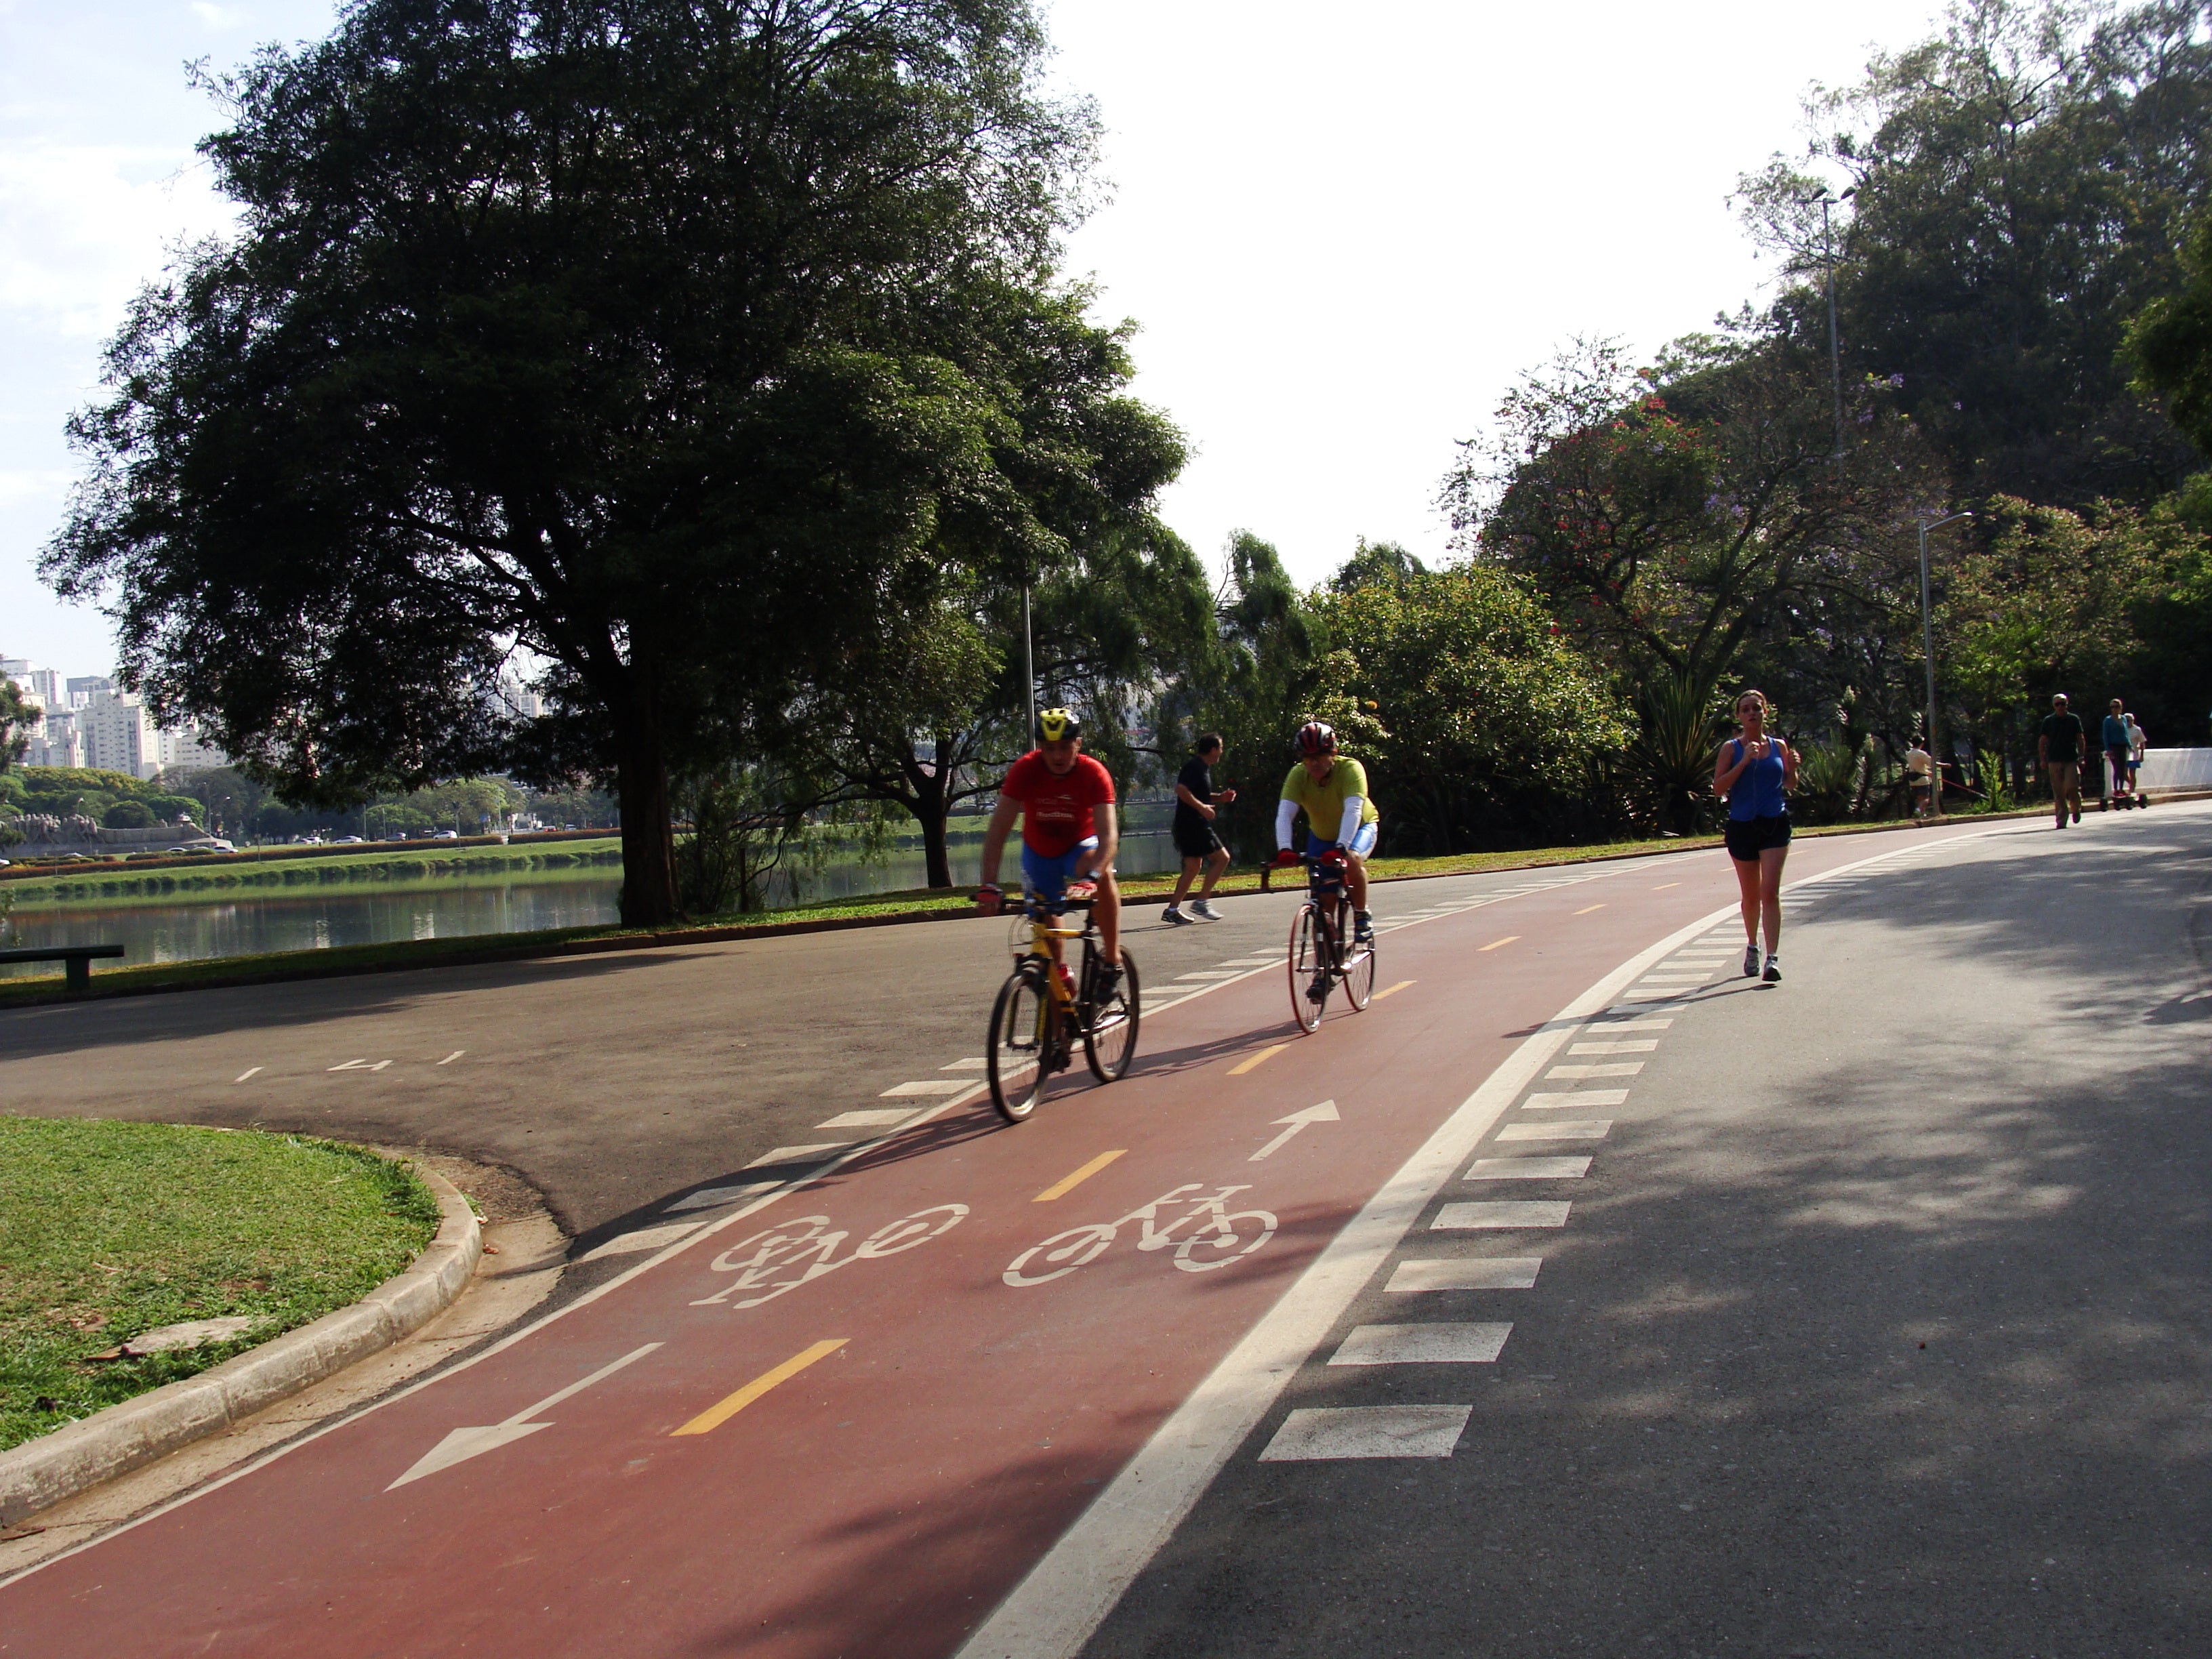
[1172,821,1223,859]
[1723,813,1792,862]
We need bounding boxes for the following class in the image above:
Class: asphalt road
[2,810,2203,1658]
[0,849,1710,1244]
[1079,806,2212,1658]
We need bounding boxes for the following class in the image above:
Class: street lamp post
[1800,188,1854,466]
[1021,579,1036,744]
[1918,510,1974,820]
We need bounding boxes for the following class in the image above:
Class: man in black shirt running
[1164,734,1237,924]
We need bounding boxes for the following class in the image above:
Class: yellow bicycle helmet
[1037,706,1084,743]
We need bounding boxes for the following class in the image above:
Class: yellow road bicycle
[986,888,1141,1122]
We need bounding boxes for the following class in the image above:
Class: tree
[1938,493,2211,766]
[2129,205,2212,461]
[796,293,1196,888]
[1736,0,2212,504]
[0,678,28,774]
[1453,331,1940,699]
[1311,563,1629,853]
[45,0,1105,926]
[1164,532,1319,861]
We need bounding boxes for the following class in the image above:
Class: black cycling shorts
[1723,813,1792,862]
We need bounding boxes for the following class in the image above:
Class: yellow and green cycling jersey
[1280,758,1378,840]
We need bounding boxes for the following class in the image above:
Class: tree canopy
[44,0,1160,924]
[1736,0,2212,506]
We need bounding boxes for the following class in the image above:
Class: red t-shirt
[1000,752,1116,857]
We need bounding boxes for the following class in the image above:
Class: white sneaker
[1762,954,1781,983]
[1743,941,1760,978]
[1190,899,1222,922]
[1162,905,1193,926]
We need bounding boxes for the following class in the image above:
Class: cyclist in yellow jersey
[1271,720,1379,943]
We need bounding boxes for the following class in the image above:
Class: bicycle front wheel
[1288,904,1327,1034]
[987,966,1054,1123]
[1343,919,1376,1010]
[1084,949,1141,1084]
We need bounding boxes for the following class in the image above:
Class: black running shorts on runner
[1723,813,1791,862]
[1172,821,1223,859]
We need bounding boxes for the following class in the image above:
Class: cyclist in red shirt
[976,708,1122,987]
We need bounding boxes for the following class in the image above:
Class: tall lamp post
[1800,188,1854,466]
[1918,510,1974,820]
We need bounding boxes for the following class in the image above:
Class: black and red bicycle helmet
[1294,720,1336,757]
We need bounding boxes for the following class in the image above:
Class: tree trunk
[912,739,954,889]
[616,715,678,928]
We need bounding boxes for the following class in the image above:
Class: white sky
[0,0,1946,678]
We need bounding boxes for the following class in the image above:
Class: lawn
[0,1118,440,1452]
[1,838,623,905]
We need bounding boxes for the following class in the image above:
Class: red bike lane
[0,830,1975,1658]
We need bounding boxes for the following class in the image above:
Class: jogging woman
[1715,690,1797,983]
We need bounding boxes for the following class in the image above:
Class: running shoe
[1762,954,1781,983]
[1162,905,1193,926]
[1307,975,1330,1004]
[1191,899,1222,922]
[1744,941,1761,977]
[2072,808,2081,823]
[1354,911,1375,945]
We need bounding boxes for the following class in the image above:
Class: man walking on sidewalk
[1163,734,1236,924]
[2040,693,2087,827]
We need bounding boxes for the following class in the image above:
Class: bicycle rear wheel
[987,966,1054,1122]
[1343,919,1376,1010]
[1084,949,1141,1083]
[1288,903,1327,1033]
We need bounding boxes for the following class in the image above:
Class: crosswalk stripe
[1328,1323,1512,1365]
[1258,1404,1473,1460]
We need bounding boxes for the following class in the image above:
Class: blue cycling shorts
[1314,821,1378,859]
[1020,837,1101,903]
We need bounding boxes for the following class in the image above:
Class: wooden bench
[0,944,125,996]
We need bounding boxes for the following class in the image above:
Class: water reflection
[0,831,1183,976]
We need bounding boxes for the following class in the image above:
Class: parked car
[432,830,460,840]
[332,834,365,844]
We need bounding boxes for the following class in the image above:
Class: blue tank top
[1727,738,1788,821]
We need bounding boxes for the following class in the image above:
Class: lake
[0,826,1188,977]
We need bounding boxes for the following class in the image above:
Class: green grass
[2,838,622,905]
[0,1118,439,1452]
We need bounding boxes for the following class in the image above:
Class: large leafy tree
[2129,205,2212,462]
[44,0,1101,924]
[1452,331,1939,696]
[1311,562,1628,854]
[1736,0,2212,505]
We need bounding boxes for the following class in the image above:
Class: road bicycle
[1287,848,1376,1034]
[1003,1183,1277,1286]
[986,886,1141,1123]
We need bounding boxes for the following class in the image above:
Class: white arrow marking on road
[1250,1100,1340,1162]
[385,1343,662,1491]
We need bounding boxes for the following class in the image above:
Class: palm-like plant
[1628,667,1725,834]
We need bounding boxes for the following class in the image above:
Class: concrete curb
[0,1159,481,1527]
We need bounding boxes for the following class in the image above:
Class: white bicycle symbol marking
[690,1204,969,1309]
[1004,1183,1278,1288]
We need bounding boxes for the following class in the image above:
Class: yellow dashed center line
[1373,980,1417,1000]
[1033,1148,1126,1202]
[1227,1043,1289,1077]
[1574,903,1605,915]
[1479,936,1519,952]
[1654,882,1680,890]
[672,1339,847,1436]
